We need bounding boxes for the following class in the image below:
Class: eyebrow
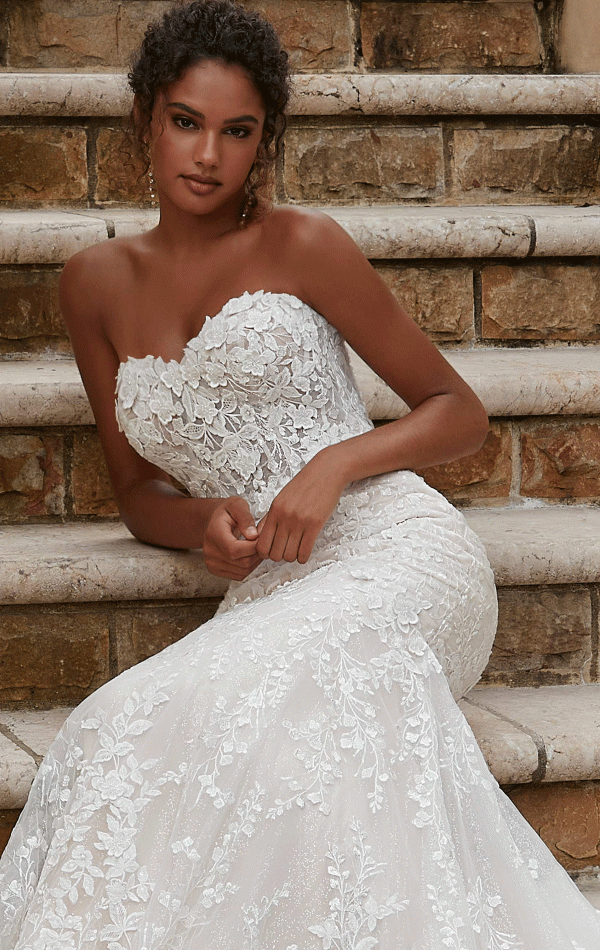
[166,102,259,124]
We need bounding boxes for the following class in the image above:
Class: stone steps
[2,507,600,607]
[4,347,600,426]
[3,683,600,873]
[0,506,598,704]
[3,72,600,117]
[3,66,600,210]
[3,206,600,266]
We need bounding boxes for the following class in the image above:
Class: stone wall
[0,0,562,73]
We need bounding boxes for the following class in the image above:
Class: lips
[181,174,221,185]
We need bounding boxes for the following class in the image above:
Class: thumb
[227,497,258,540]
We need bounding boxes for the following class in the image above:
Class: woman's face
[147,59,267,219]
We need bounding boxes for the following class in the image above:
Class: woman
[1,2,599,947]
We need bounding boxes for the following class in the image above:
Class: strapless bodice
[115,290,373,515]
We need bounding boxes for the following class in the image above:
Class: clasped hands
[202,451,347,580]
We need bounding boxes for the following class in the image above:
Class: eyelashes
[172,116,251,138]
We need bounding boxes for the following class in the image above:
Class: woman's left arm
[256,209,489,564]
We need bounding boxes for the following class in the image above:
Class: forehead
[161,59,266,117]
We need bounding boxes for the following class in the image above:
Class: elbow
[467,396,490,453]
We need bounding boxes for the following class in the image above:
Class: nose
[194,130,219,168]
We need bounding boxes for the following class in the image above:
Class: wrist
[314,442,355,490]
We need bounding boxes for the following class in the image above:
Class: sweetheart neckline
[118,289,312,370]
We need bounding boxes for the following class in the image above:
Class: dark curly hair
[128,0,290,218]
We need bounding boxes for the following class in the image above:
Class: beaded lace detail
[1,291,599,949]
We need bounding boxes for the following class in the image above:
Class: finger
[226,497,258,541]
[283,530,303,563]
[297,529,317,564]
[266,525,291,563]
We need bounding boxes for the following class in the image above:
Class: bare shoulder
[262,205,347,254]
[59,234,144,333]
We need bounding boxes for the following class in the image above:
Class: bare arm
[256,210,488,563]
[59,250,261,578]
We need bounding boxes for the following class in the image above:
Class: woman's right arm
[59,250,261,580]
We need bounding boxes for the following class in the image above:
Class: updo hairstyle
[128,0,291,217]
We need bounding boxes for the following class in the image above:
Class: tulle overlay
[1,291,599,948]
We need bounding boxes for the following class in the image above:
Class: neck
[152,191,246,252]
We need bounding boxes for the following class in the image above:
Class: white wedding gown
[1,290,599,950]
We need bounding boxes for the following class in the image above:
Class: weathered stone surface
[6,0,350,71]
[482,263,600,341]
[521,422,600,500]
[361,2,543,72]
[0,609,109,703]
[0,811,20,860]
[7,206,600,266]
[374,263,474,343]
[459,697,538,785]
[475,684,600,783]
[0,362,93,427]
[6,73,600,119]
[0,707,72,759]
[245,0,351,71]
[284,127,443,203]
[0,433,64,522]
[417,422,512,503]
[0,523,229,606]
[6,0,171,69]
[0,267,68,355]
[483,587,592,686]
[72,429,119,517]
[507,782,600,871]
[115,601,221,672]
[0,127,87,204]
[0,733,35,810]
[453,127,600,204]
[0,211,108,266]
[95,127,148,205]
[464,506,600,587]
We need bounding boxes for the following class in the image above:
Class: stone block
[0,267,68,356]
[482,263,600,341]
[0,608,110,703]
[0,432,64,522]
[506,781,600,871]
[115,600,221,672]
[6,1,171,69]
[521,421,600,499]
[0,811,20,860]
[245,0,351,71]
[95,127,148,205]
[374,263,474,344]
[0,127,87,205]
[361,2,542,72]
[417,421,512,502]
[482,587,592,687]
[72,428,118,517]
[452,126,600,204]
[284,126,443,203]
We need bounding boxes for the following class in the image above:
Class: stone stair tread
[3,72,600,117]
[3,206,600,264]
[2,506,600,607]
[3,346,600,427]
[2,685,599,808]
[0,522,229,606]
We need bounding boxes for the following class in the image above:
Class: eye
[173,115,196,130]
[225,127,251,139]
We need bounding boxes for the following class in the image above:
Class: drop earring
[148,166,157,208]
